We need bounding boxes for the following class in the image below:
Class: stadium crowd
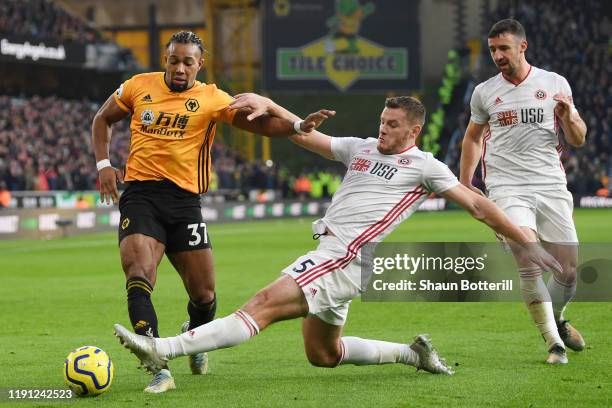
[446,0,610,197]
[0,94,342,201]
[0,0,100,44]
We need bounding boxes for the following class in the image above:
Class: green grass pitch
[1,209,610,407]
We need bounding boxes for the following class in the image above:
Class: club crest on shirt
[397,158,412,167]
[535,89,547,100]
[141,109,155,125]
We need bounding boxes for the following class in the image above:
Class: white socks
[519,267,562,349]
[154,313,419,368]
[547,275,576,323]
[339,337,419,367]
[156,310,260,359]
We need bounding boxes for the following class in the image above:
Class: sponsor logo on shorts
[309,287,318,297]
[121,218,130,230]
[188,330,196,337]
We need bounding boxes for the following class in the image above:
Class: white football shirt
[470,66,577,191]
[318,137,459,248]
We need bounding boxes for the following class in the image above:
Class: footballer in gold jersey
[92,31,321,393]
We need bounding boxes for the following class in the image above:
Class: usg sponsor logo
[1,38,66,61]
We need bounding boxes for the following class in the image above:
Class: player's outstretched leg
[115,275,309,372]
[114,310,260,374]
[302,316,453,375]
[338,335,454,375]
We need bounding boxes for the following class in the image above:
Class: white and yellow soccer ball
[63,346,114,397]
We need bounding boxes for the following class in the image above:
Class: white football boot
[114,323,168,373]
[409,335,454,375]
[144,369,176,393]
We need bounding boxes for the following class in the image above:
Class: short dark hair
[488,19,526,39]
[166,31,205,55]
[385,96,426,125]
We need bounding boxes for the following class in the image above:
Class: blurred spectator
[294,174,312,201]
[0,180,11,208]
[75,195,89,208]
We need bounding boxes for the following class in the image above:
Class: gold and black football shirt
[114,72,236,194]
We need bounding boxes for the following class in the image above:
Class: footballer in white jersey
[114,94,561,379]
[460,19,587,364]
[285,137,458,325]
[471,66,575,191]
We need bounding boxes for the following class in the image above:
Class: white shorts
[489,188,578,243]
[282,235,362,326]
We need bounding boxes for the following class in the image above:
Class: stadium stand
[444,0,610,196]
[0,93,342,199]
[0,0,100,43]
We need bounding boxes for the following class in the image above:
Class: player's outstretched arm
[442,184,562,273]
[459,120,488,195]
[553,93,586,147]
[92,94,129,204]
[288,110,336,160]
[230,93,328,137]
[229,93,336,158]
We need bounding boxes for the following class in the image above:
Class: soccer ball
[63,346,114,397]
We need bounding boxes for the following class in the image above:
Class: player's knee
[188,288,215,304]
[121,256,156,281]
[305,348,341,368]
[559,262,577,285]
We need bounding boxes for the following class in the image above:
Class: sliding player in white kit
[460,19,587,364]
[114,95,562,379]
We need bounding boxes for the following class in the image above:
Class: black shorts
[118,180,211,253]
